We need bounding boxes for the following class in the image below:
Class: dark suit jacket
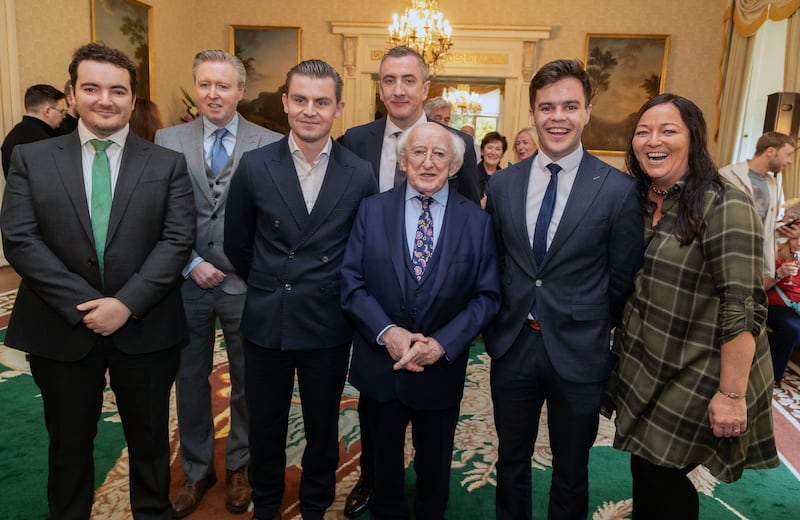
[2,116,58,177]
[485,152,643,383]
[0,132,196,361]
[341,185,501,410]
[224,136,378,350]
[340,117,481,203]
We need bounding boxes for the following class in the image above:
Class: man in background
[156,49,281,518]
[1,42,195,520]
[225,59,377,520]
[339,45,481,517]
[59,79,80,135]
[423,96,452,126]
[720,131,796,289]
[2,84,66,177]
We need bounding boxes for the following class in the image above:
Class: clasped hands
[77,297,132,336]
[382,326,446,373]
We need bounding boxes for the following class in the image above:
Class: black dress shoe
[344,475,373,517]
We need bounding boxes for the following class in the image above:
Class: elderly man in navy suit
[486,59,643,519]
[224,59,377,520]
[1,42,195,520]
[341,122,500,519]
[339,46,482,516]
[156,49,281,518]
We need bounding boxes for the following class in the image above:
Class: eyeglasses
[405,148,450,165]
[48,106,67,115]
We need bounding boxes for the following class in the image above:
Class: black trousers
[630,454,698,519]
[30,339,180,520]
[490,325,604,520]
[365,395,460,520]
[243,340,350,520]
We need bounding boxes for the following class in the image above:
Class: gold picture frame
[583,34,671,155]
[90,0,153,99]
[230,25,302,134]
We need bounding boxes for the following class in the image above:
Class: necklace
[651,184,669,196]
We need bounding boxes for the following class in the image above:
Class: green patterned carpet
[1,330,799,519]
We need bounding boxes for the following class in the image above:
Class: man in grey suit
[155,49,281,518]
[1,42,195,520]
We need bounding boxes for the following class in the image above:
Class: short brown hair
[529,59,592,109]
[23,84,64,112]
[755,131,795,156]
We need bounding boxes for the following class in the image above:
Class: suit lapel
[385,186,411,291]
[106,134,150,246]
[544,154,607,264]
[367,120,386,180]
[54,134,94,242]
[506,158,537,277]
[230,119,259,172]
[180,119,212,203]
[267,138,309,229]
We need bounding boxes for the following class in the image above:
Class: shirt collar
[288,131,332,164]
[534,144,584,174]
[385,112,427,138]
[405,180,449,207]
[202,113,239,139]
[77,119,129,148]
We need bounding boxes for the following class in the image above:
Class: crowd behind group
[0,39,795,520]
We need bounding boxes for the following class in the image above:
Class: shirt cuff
[182,257,205,279]
[376,324,396,345]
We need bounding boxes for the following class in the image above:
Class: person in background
[512,127,538,163]
[129,98,164,143]
[424,96,452,126]
[719,131,796,290]
[486,59,643,520]
[339,45,480,518]
[156,49,281,518]
[607,93,778,519]
[58,79,80,135]
[2,84,66,177]
[225,59,377,520]
[1,41,195,520]
[459,124,475,137]
[341,121,500,519]
[767,198,800,384]
[478,131,507,206]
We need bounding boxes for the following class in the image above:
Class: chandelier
[388,0,453,74]
[443,85,482,115]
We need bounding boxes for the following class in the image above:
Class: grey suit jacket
[155,115,282,294]
[0,132,196,361]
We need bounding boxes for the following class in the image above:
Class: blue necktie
[412,196,434,281]
[533,163,561,267]
[210,128,229,176]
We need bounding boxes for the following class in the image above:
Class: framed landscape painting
[230,26,302,134]
[583,34,670,154]
[91,0,152,99]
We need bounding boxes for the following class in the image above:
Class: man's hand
[381,326,425,372]
[189,261,226,289]
[77,297,132,336]
[393,336,446,373]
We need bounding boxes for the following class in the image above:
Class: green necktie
[90,139,113,279]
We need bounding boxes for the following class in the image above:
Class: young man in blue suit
[339,46,482,517]
[224,59,378,520]
[485,59,644,519]
[156,49,281,518]
[341,122,500,519]
[1,42,195,520]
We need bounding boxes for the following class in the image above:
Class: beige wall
[10,0,728,162]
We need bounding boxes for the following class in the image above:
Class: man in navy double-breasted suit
[341,122,500,519]
[486,59,643,520]
[224,60,377,520]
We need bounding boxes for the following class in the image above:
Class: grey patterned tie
[393,130,405,188]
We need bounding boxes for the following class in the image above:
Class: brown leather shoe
[172,472,217,518]
[225,466,252,514]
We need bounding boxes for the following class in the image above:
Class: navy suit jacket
[340,117,481,203]
[341,185,501,410]
[224,136,378,350]
[485,151,643,383]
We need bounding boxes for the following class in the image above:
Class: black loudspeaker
[764,92,800,137]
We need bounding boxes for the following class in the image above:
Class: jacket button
[321,255,328,262]
[274,219,281,228]
[211,214,217,220]
[535,279,542,287]
[284,283,292,291]
[288,251,295,259]
[208,242,214,248]
[319,287,327,293]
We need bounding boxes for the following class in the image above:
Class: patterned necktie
[412,196,434,281]
[90,139,113,279]
[393,131,405,188]
[210,127,229,176]
[533,163,562,267]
